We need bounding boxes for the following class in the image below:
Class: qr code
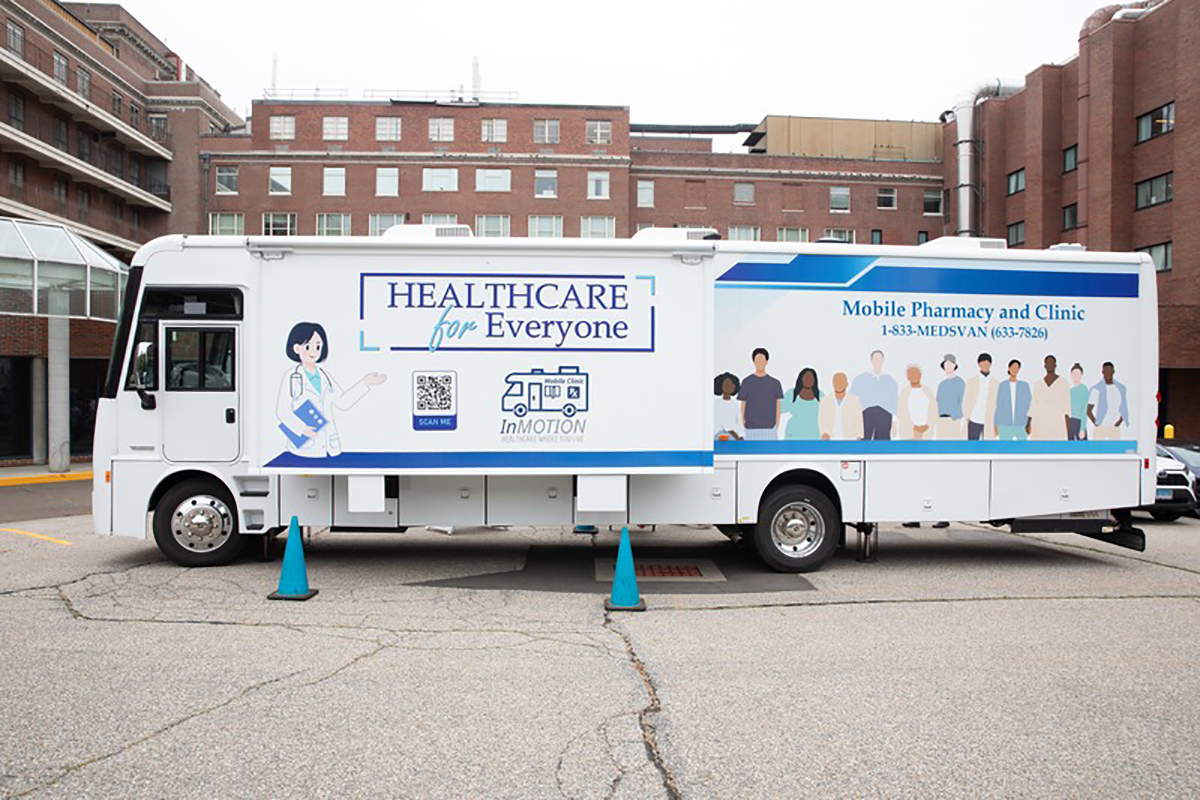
[413,371,456,413]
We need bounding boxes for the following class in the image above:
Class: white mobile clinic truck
[92,227,1157,571]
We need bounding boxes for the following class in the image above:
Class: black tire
[1150,510,1182,522]
[152,479,245,566]
[752,485,841,573]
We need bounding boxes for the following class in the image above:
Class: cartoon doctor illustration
[276,322,387,457]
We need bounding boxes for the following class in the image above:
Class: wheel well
[148,470,231,512]
[760,469,843,519]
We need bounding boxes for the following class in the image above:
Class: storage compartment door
[990,459,1140,518]
[630,466,736,524]
[864,460,990,523]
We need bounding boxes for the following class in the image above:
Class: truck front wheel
[152,479,245,567]
[753,485,840,572]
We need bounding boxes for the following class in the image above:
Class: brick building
[940,0,1196,435]
[0,0,239,460]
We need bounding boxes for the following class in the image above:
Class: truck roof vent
[631,227,721,242]
[383,224,474,240]
[919,236,1007,250]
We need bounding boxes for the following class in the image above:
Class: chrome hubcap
[770,501,825,559]
[171,495,233,551]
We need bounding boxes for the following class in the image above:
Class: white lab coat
[276,365,370,457]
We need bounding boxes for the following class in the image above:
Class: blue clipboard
[279,399,329,447]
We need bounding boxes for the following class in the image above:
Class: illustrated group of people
[715,347,1130,442]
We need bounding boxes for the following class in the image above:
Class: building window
[53,175,67,203]
[208,212,244,235]
[316,213,351,236]
[475,168,511,192]
[149,114,167,140]
[428,117,454,142]
[829,186,850,212]
[376,167,398,196]
[822,228,855,243]
[111,91,122,118]
[870,229,883,245]
[917,231,929,245]
[1136,101,1175,143]
[475,214,510,237]
[586,120,612,145]
[77,185,90,213]
[533,119,559,144]
[7,159,24,189]
[580,216,616,238]
[733,182,755,205]
[269,115,295,141]
[263,212,297,236]
[534,169,557,198]
[1136,241,1172,272]
[1135,172,1173,209]
[1063,203,1078,230]
[130,155,140,186]
[423,213,457,225]
[268,166,291,195]
[323,167,346,196]
[5,21,24,57]
[53,51,68,84]
[214,166,238,194]
[129,103,139,130]
[528,215,562,238]
[323,116,349,141]
[52,117,68,150]
[1063,145,1078,173]
[375,117,402,142]
[131,207,141,230]
[369,213,404,235]
[637,180,654,208]
[481,118,507,143]
[924,190,943,215]
[74,68,90,99]
[6,93,22,131]
[422,167,458,192]
[1006,168,1026,195]
[77,130,90,162]
[876,188,896,210]
[587,171,610,200]
[728,225,760,241]
[1007,220,1026,247]
[776,227,808,242]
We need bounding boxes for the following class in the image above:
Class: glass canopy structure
[0,217,129,321]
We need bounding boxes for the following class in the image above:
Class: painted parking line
[0,471,92,487]
[0,528,72,546]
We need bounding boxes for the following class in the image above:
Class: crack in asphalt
[652,592,1200,613]
[9,668,304,798]
[603,612,681,800]
[0,559,160,598]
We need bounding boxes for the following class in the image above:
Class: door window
[165,328,235,391]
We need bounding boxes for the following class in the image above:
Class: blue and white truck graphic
[501,367,589,418]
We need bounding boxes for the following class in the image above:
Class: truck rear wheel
[753,485,840,572]
[152,479,245,567]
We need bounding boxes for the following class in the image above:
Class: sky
[126,0,1109,149]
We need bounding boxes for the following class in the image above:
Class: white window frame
[322,116,349,141]
[776,227,808,242]
[923,190,943,216]
[586,119,612,145]
[1007,220,1026,246]
[375,117,402,142]
[422,168,459,192]
[52,51,68,84]
[369,213,404,236]
[1007,168,1026,195]
[475,214,511,238]
[587,171,610,200]
[262,212,297,236]
[876,187,897,210]
[429,117,454,142]
[268,166,291,195]
[208,212,244,235]
[1136,241,1172,272]
[534,119,560,144]
[580,216,616,239]
[322,167,346,197]
[481,118,507,143]
[269,115,295,141]
[316,213,352,236]
[829,186,850,213]
[423,213,457,225]
[214,166,238,195]
[728,225,760,241]
[528,215,563,238]
[475,168,512,193]
[375,167,399,197]
[637,179,654,208]
[733,182,755,205]
[534,169,558,199]
[822,228,855,243]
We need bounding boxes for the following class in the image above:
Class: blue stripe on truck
[264,450,715,469]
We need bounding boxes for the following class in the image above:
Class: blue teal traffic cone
[605,526,646,611]
[268,516,318,601]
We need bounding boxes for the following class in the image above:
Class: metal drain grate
[636,563,703,578]
[594,558,726,583]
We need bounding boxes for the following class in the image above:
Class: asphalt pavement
[1,494,1198,798]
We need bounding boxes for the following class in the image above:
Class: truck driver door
[159,323,241,462]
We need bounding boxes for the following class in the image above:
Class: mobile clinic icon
[412,370,457,430]
[502,367,589,418]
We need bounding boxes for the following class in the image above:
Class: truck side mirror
[134,341,157,410]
